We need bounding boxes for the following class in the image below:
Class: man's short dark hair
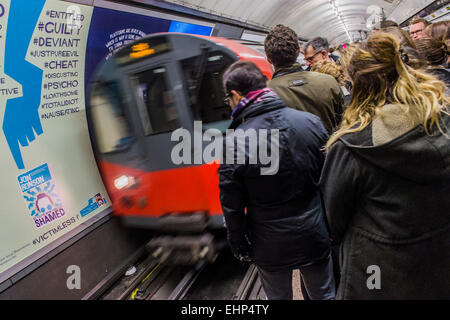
[304,37,329,53]
[411,17,431,27]
[223,61,267,96]
[264,24,300,68]
[380,20,398,28]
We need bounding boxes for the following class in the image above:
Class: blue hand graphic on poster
[3,0,45,169]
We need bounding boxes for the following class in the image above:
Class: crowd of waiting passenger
[218,18,450,300]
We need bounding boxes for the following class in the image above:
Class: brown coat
[268,64,344,134]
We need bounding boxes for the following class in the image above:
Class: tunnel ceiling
[162,0,435,45]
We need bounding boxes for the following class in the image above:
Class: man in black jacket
[218,61,335,300]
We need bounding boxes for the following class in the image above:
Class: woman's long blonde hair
[311,60,347,86]
[326,32,449,151]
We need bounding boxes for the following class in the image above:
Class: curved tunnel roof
[163,0,435,45]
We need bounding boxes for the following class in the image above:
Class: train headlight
[114,175,136,190]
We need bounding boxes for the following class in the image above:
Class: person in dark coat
[264,25,344,297]
[218,60,335,300]
[320,32,450,299]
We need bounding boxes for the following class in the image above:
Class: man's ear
[231,90,243,100]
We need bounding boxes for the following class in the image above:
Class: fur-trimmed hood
[339,105,449,184]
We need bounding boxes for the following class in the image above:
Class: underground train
[87,33,273,235]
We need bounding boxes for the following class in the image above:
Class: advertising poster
[85,5,213,83]
[0,0,110,277]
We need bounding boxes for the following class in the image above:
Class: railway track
[84,234,267,301]
[233,264,266,300]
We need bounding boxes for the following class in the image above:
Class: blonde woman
[380,26,426,70]
[320,33,450,299]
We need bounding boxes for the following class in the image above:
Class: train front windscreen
[90,81,135,155]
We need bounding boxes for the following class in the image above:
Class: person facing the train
[264,25,345,134]
[320,32,450,299]
[218,60,335,300]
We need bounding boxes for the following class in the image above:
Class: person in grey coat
[320,32,450,299]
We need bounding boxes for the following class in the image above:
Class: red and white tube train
[87,33,273,233]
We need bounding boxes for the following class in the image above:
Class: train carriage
[88,33,273,234]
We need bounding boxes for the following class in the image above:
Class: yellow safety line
[142,263,161,283]
[130,262,161,300]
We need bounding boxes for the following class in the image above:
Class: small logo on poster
[80,193,107,217]
[18,163,66,228]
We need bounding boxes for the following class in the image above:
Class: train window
[89,81,134,154]
[181,51,235,130]
[133,67,180,135]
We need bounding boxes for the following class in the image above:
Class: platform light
[329,0,352,43]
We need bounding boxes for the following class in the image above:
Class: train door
[174,43,239,222]
[178,45,237,135]
[120,35,238,171]
[122,60,190,173]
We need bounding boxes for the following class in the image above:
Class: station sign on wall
[0,0,213,280]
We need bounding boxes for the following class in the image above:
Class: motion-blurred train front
[87,33,273,236]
